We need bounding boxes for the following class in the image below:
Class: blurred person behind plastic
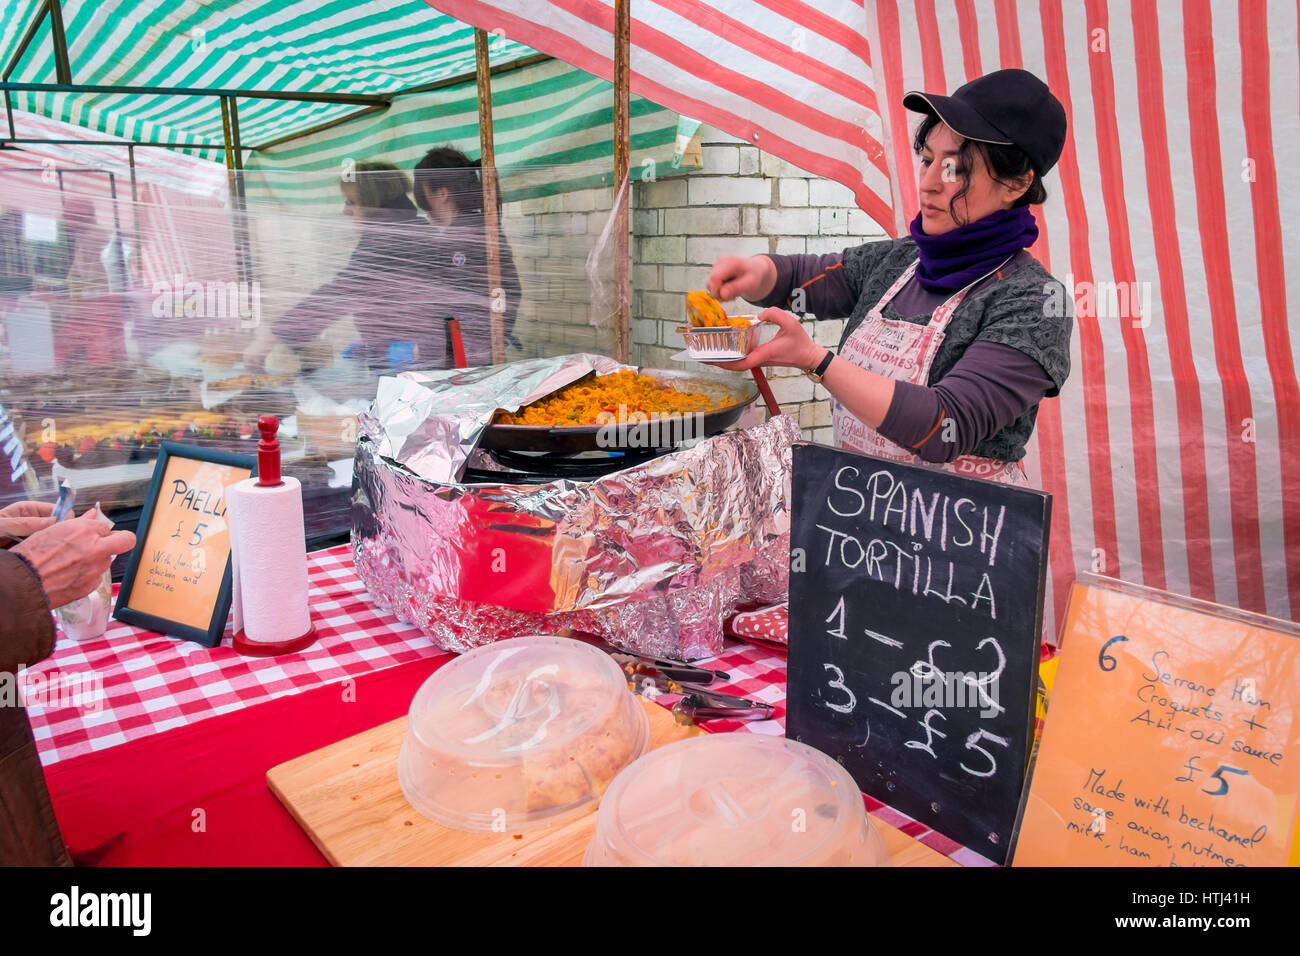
[413,147,521,367]
[57,195,127,365]
[245,162,445,373]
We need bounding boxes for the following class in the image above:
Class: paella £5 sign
[1010,576,1300,867]
[113,443,255,646]
[785,443,1051,865]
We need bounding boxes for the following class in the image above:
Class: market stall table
[26,545,990,866]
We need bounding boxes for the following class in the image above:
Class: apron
[832,256,1029,487]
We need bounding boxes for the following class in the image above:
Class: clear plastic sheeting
[351,413,798,659]
[0,161,626,545]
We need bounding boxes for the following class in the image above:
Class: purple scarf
[908,206,1039,293]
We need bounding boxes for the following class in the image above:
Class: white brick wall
[699,144,740,175]
[663,206,741,235]
[503,183,619,360]
[759,207,821,236]
[685,235,769,264]
[689,177,772,206]
[630,124,889,439]
[809,178,859,207]
[778,178,809,207]
[505,122,889,438]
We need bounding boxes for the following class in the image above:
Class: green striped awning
[244,57,693,205]
[2,0,536,151]
[0,0,691,195]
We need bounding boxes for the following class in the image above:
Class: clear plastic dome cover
[398,635,649,832]
[584,734,891,866]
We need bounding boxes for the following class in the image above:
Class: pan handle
[750,368,781,417]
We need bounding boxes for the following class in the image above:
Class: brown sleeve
[0,550,56,672]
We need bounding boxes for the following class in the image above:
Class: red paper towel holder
[232,414,319,657]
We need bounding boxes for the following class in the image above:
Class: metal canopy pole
[220,96,253,286]
[46,0,71,84]
[613,0,631,364]
[127,143,142,282]
[0,137,223,149]
[475,28,505,365]
[0,80,386,105]
[4,2,54,142]
[229,95,254,284]
[4,2,52,81]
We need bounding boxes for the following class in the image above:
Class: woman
[412,146,521,367]
[246,162,440,372]
[709,69,1071,486]
[1,500,135,864]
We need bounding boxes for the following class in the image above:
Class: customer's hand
[0,500,56,546]
[707,255,777,304]
[13,511,135,609]
[711,307,823,373]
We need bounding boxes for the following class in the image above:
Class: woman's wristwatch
[804,349,835,383]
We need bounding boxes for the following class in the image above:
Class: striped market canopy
[0,0,536,153]
[5,0,1296,628]
[423,0,1300,630]
[0,0,687,199]
[244,55,692,205]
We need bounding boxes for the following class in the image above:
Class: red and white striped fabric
[868,0,1300,634]
[428,0,1300,633]
[423,0,893,227]
[0,107,238,291]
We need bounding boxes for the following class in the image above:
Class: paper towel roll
[227,475,312,644]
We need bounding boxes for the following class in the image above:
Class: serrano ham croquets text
[814,466,1007,619]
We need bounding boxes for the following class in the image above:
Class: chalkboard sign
[1012,576,1300,866]
[785,442,1051,865]
[113,443,254,646]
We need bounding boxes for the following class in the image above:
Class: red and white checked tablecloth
[24,543,990,866]
[25,545,448,764]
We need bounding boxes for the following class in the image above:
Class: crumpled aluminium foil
[360,352,628,484]
[352,401,798,660]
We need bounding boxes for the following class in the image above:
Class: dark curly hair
[912,113,1045,226]
[412,146,484,217]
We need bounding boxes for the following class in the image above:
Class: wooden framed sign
[113,442,254,646]
[785,443,1051,865]
[1011,575,1300,867]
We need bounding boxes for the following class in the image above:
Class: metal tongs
[672,686,775,723]
[624,671,775,724]
[606,649,729,686]
[580,636,773,723]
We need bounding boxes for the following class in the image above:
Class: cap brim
[903,91,1014,146]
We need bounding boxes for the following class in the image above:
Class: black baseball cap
[903,69,1067,176]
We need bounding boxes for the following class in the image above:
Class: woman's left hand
[0,500,56,547]
[710,307,824,372]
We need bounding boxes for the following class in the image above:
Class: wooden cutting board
[268,698,955,867]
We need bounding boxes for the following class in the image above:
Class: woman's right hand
[707,255,777,304]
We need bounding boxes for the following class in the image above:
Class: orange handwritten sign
[1012,577,1300,867]
[114,444,253,645]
